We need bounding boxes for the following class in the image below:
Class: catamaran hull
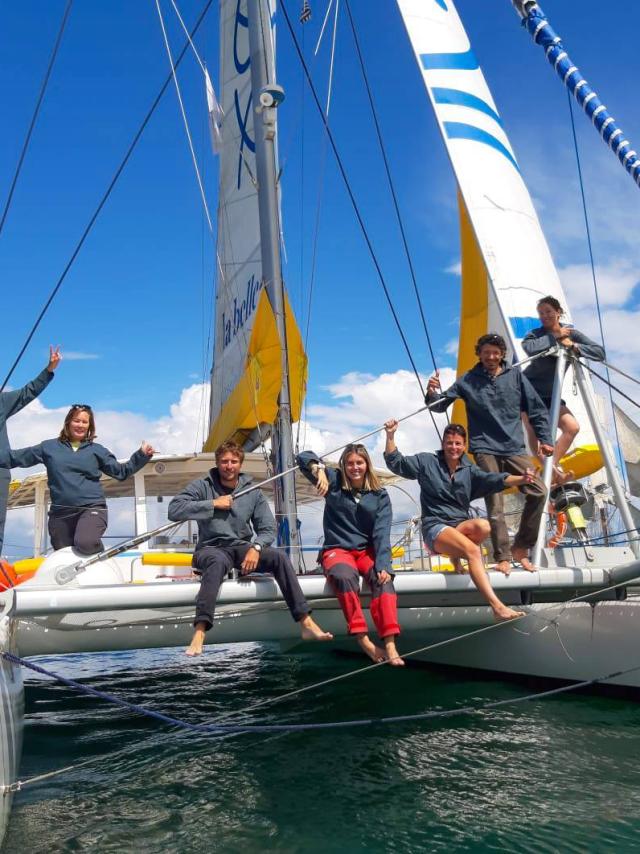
[0,605,24,849]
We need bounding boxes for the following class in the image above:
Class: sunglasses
[70,404,93,411]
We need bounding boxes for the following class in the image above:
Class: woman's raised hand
[140,442,155,457]
[384,419,398,437]
[47,345,62,372]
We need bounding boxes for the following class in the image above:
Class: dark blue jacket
[384,447,508,533]
[297,451,393,575]
[0,368,54,470]
[426,361,551,455]
[168,469,276,550]
[522,326,605,400]
[0,438,148,509]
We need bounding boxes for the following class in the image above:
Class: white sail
[396,0,601,465]
[614,404,640,497]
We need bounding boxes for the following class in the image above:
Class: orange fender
[547,511,568,549]
[0,559,36,591]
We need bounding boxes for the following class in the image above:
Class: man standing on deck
[168,440,333,656]
[0,346,62,554]
[426,333,553,573]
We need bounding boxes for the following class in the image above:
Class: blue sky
[1,0,638,426]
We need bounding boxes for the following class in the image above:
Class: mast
[246,0,301,564]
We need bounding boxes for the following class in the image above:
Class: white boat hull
[0,599,24,849]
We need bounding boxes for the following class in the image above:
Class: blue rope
[4,652,640,735]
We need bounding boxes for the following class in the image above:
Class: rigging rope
[0,0,74,240]
[580,360,640,412]
[0,0,215,395]
[278,0,426,397]
[344,1,442,389]
[566,91,626,485]
[155,0,213,232]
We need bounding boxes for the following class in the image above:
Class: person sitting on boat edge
[521,295,605,484]
[426,333,552,575]
[297,445,403,666]
[0,345,62,555]
[384,420,534,622]
[167,440,333,657]
[0,404,154,555]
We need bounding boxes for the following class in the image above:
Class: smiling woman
[0,405,154,555]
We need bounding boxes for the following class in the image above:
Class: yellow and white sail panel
[398,0,603,474]
[207,0,306,451]
[204,288,307,451]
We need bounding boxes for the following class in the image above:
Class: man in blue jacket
[168,441,333,656]
[426,333,553,573]
[0,346,61,553]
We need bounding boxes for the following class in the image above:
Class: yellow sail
[204,289,307,451]
[455,194,603,478]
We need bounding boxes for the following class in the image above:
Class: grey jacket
[426,361,551,455]
[168,469,276,550]
[0,368,54,473]
[522,326,605,400]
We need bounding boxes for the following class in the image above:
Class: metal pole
[532,347,567,568]
[573,359,640,558]
[247,0,301,567]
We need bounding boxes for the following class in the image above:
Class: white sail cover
[209,0,275,436]
[396,0,599,449]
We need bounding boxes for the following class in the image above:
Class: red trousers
[321,547,400,638]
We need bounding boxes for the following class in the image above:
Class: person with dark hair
[522,295,605,482]
[384,420,534,621]
[297,443,403,665]
[0,345,62,554]
[426,333,553,574]
[168,441,333,656]
[0,404,154,555]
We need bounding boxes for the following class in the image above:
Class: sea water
[6,644,640,853]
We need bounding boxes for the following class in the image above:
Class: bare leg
[299,614,333,641]
[434,524,524,622]
[451,557,468,574]
[553,408,580,468]
[185,622,207,656]
[383,635,405,666]
[356,633,386,662]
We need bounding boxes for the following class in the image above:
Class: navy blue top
[426,361,551,455]
[0,438,148,509]
[0,368,54,474]
[384,447,508,534]
[297,451,393,575]
[168,469,276,550]
[522,326,605,400]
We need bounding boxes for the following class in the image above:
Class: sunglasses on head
[71,404,92,411]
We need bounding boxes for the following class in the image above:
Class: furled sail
[397,0,603,477]
[205,0,307,453]
[613,404,640,497]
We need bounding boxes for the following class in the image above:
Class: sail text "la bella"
[222,274,264,348]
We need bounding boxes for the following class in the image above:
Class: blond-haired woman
[297,444,403,665]
[0,405,154,555]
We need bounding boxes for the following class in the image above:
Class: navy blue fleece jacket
[426,361,552,455]
[522,326,605,400]
[297,451,393,575]
[384,448,508,533]
[0,439,148,508]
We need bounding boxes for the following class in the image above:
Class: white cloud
[63,351,100,361]
[445,261,462,276]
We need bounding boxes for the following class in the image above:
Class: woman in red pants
[297,445,403,665]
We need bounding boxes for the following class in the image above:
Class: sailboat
[1,0,640,841]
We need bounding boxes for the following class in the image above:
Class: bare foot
[300,615,333,641]
[492,604,525,622]
[494,560,512,576]
[383,638,405,666]
[185,626,206,656]
[452,558,468,575]
[357,634,386,662]
[512,548,537,573]
[552,466,575,486]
